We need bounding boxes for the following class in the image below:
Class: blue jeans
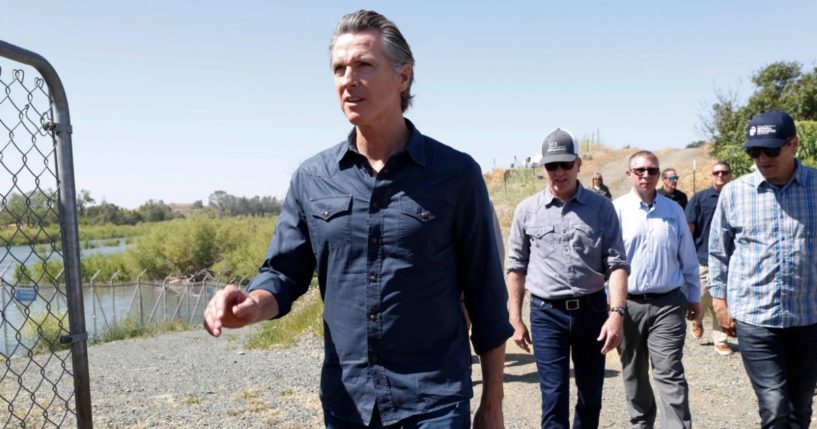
[530,293,608,429]
[323,400,469,429]
[736,320,817,429]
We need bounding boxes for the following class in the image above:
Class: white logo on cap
[749,126,756,136]
[548,140,566,153]
[756,125,776,136]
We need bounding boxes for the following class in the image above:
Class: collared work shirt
[685,187,720,266]
[708,161,817,328]
[506,183,629,299]
[613,192,700,302]
[247,120,513,425]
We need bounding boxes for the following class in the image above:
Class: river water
[0,241,213,356]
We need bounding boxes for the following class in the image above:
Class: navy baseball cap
[744,111,797,149]
[541,128,579,164]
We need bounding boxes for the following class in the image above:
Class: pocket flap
[310,195,352,221]
[399,197,438,222]
[527,225,554,239]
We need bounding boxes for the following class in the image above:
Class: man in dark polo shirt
[657,168,689,209]
[685,161,733,356]
[507,128,629,428]
[203,10,512,428]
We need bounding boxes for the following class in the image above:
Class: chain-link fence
[0,41,91,427]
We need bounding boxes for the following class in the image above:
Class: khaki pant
[695,265,728,344]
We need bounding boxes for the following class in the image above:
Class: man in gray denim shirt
[506,128,630,428]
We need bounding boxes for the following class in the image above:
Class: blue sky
[2,1,815,208]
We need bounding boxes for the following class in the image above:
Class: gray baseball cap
[541,128,579,164]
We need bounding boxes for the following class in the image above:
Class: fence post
[89,270,101,340]
[108,270,121,323]
[136,270,146,324]
[1,266,10,356]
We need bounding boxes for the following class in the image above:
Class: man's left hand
[473,401,504,429]
[597,313,624,354]
[685,303,701,321]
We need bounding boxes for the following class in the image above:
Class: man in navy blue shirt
[203,10,512,428]
[685,161,733,356]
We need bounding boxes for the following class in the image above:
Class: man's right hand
[203,285,263,337]
[712,298,736,338]
[510,319,532,353]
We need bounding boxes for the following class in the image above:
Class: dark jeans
[323,400,469,429]
[736,320,817,429]
[529,292,608,429]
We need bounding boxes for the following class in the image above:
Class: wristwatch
[609,306,626,316]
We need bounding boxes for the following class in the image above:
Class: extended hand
[203,284,262,337]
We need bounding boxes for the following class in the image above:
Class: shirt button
[420,211,430,221]
[371,355,379,363]
[368,313,378,321]
[383,168,389,174]
[322,210,329,218]
[368,275,377,283]
[372,202,379,209]
[371,237,380,244]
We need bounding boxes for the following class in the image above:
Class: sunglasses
[629,167,660,177]
[745,146,782,159]
[712,170,731,176]
[664,175,679,181]
[544,160,576,171]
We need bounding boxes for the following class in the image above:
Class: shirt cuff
[471,319,514,355]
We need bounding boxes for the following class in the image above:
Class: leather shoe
[691,322,703,339]
[714,342,732,356]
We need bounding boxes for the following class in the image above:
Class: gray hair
[330,10,415,112]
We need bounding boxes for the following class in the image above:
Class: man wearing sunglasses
[613,151,700,428]
[657,168,689,209]
[685,161,734,357]
[507,128,629,428]
[708,110,817,428]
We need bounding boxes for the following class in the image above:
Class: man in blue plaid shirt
[708,110,817,428]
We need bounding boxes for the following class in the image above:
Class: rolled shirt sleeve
[455,161,514,354]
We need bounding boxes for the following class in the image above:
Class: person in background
[590,172,612,199]
[709,110,817,428]
[657,168,688,209]
[203,10,512,428]
[613,151,700,429]
[507,128,629,428]
[685,161,733,356]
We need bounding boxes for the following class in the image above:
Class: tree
[137,199,178,222]
[703,61,817,175]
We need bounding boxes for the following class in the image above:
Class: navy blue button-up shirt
[247,120,513,425]
[684,187,719,266]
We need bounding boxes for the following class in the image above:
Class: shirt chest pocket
[528,225,556,259]
[309,195,352,251]
[572,224,602,259]
[397,196,452,259]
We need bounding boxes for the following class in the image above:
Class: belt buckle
[565,299,580,311]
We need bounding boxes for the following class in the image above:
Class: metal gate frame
[0,40,92,428]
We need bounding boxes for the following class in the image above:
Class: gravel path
[10,303,813,427]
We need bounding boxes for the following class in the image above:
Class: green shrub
[97,317,156,342]
[797,120,817,168]
[22,311,70,354]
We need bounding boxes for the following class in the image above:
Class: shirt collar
[542,181,587,206]
[335,118,427,167]
[751,158,804,190]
